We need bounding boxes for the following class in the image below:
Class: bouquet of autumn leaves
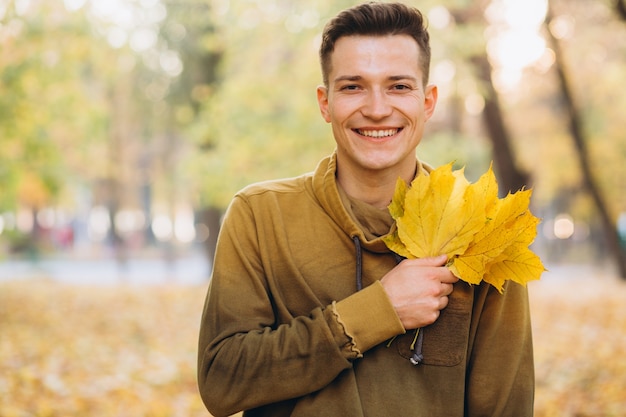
[383,162,545,292]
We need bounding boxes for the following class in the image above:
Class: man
[198,2,534,416]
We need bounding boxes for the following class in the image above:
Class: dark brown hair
[319,2,431,86]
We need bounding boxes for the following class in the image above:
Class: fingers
[439,294,450,310]
[401,256,459,285]
[441,281,454,296]
[440,272,459,284]
[408,254,448,267]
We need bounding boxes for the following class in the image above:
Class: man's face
[317,35,437,177]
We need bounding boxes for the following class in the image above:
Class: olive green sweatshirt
[198,153,534,417]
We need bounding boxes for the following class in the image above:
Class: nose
[361,89,392,120]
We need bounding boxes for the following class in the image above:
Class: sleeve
[197,195,403,417]
[465,281,535,416]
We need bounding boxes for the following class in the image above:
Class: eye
[340,84,361,91]
[391,84,413,91]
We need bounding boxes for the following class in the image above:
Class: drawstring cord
[351,235,424,365]
[409,329,424,365]
[352,236,363,291]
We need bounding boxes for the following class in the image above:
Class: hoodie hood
[310,151,431,254]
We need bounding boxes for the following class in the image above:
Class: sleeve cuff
[334,281,406,354]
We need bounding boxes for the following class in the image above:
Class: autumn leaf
[448,188,536,285]
[383,162,545,292]
[393,163,487,259]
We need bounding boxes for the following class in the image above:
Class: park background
[1,0,625,416]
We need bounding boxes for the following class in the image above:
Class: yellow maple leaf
[391,163,487,258]
[448,189,536,285]
[483,245,544,292]
[384,162,545,292]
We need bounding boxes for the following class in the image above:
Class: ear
[316,85,331,123]
[423,84,438,121]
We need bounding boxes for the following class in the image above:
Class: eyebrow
[333,75,362,83]
[333,75,419,83]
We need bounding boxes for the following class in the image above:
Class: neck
[337,161,417,210]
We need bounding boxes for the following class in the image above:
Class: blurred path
[0,251,211,285]
[538,261,619,283]
[0,256,619,286]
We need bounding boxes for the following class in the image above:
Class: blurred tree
[81,0,225,263]
[546,0,626,278]
[447,0,532,195]
[0,1,110,252]
[185,1,334,209]
[616,0,626,19]
[158,0,223,266]
[469,53,531,194]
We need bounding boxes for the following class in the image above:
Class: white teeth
[358,129,398,138]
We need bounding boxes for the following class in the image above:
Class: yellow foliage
[17,172,51,209]
[384,162,546,292]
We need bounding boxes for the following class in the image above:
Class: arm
[197,196,403,416]
[465,281,535,416]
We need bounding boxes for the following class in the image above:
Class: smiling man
[317,33,437,209]
[198,3,535,417]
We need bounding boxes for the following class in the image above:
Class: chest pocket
[395,283,473,366]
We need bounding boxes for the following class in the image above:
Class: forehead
[329,35,422,81]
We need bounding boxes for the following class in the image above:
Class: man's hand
[380,255,458,329]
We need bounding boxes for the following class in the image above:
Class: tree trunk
[107,79,130,271]
[449,3,531,196]
[199,206,222,274]
[470,54,532,195]
[616,0,626,20]
[546,4,626,279]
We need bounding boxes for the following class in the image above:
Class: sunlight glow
[14,0,31,16]
[78,0,166,53]
[174,211,196,244]
[549,14,576,40]
[62,0,184,96]
[465,93,485,116]
[284,9,319,33]
[159,50,183,77]
[151,214,173,242]
[106,26,127,49]
[431,59,456,85]
[63,0,87,12]
[428,6,452,30]
[214,0,230,17]
[129,27,158,52]
[485,0,548,90]
[88,206,111,242]
[114,210,146,235]
[488,30,546,70]
[486,0,547,28]
[553,214,575,240]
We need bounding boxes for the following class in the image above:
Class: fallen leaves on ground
[0,280,214,417]
[0,270,624,416]
[530,272,626,417]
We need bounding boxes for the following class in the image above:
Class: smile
[355,128,401,138]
